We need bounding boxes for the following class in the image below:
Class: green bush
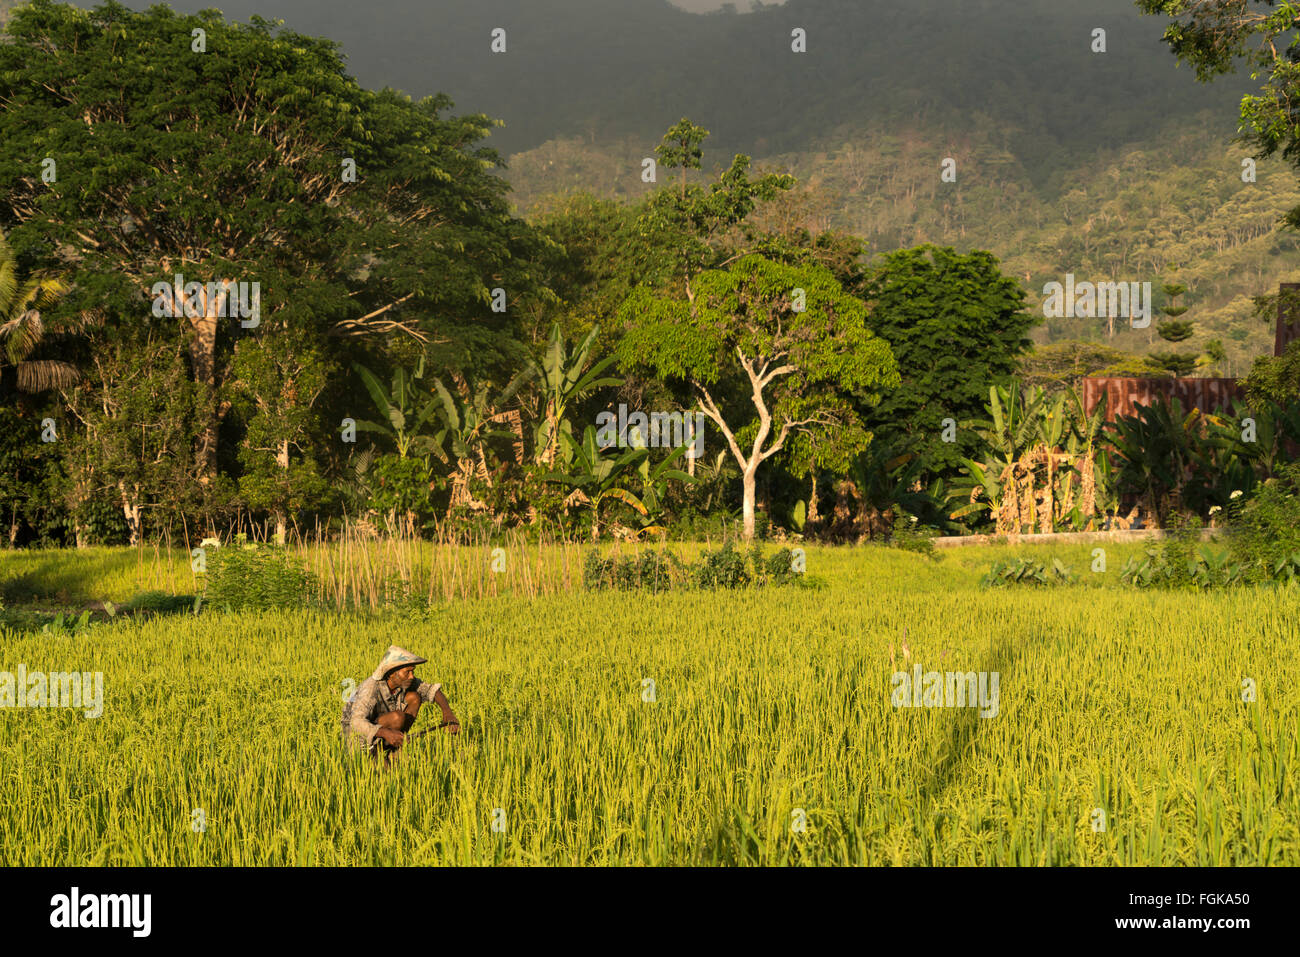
[1123,532,1204,589]
[368,453,439,532]
[581,542,807,591]
[664,509,738,542]
[120,590,196,614]
[582,549,684,592]
[1120,537,1288,589]
[201,543,318,611]
[1114,479,1300,588]
[981,557,1075,587]
[761,546,796,586]
[1226,463,1300,574]
[889,514,939,559]
[694,542,751,589]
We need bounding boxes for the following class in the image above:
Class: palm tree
[0,229,91,393]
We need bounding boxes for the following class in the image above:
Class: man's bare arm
[424,684,459,732]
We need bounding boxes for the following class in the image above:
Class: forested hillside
[508,113,1298,375]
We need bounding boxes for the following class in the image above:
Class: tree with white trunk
[616,253,899,540]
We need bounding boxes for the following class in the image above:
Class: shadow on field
[0,585,197,633]
[915,632,1021,807]
[0,568,69,605]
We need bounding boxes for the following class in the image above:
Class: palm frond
[17,359,80,393]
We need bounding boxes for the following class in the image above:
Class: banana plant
[526,324,623,468]
[429,372,528,510]
[350,358,440,460]
[981,382,1045,464]
[949,383,1046,528]
[1090,447,1123,528]
[1057,386,1112,530]
[542,425,654,539]
[1214,397,1300,485]
[951,382,1111,532]
[636,443,696,515]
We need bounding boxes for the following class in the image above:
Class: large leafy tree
[534,120,795,340]
[533,120,799,495]
[854,245,1036,484]
[1245,338,1300,404]
[641,119,796,300]
[617,253,899,540]
[0,0,553,513]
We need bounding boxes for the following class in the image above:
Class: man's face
[388,665,416,691]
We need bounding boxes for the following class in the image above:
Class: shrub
[1113,490,1300,587]
[1225,463,1300,575]
[201,543,318,611]
[694,542,751,589]
[889,514,939,559]
[1121,538,1283,589]
[120,590,196,614]
[664,509,737,542]
[582,549,684,592]
[581,543,807,591]
[981,557,1075,587]
[761,546,796,587]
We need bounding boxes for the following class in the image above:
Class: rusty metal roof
[1081,377,1245,422]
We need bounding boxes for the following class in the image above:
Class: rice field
[1,542,1297,865]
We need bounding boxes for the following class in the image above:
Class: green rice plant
[2,543,1296,866]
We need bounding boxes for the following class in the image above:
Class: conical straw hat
[371,645,429,681]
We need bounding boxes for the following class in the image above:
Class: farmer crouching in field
[341,645,459,763]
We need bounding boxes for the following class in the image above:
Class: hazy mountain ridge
[106,0,1251,164]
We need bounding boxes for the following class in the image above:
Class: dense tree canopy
[854,245,1036,483]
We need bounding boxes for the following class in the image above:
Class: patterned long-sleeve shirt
[341,676,443,751]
